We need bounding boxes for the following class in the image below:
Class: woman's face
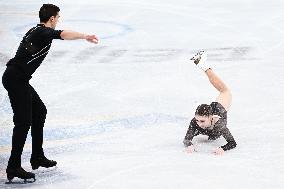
[195,115,212,129]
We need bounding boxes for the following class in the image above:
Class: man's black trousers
[2,65,47,169]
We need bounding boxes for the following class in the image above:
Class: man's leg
[2,67,35,181]
[6,84,32,169]
[4,82,35,181]
[30,86,46,159]
[30,86,57,170]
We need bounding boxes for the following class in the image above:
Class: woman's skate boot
[190,50,210,71]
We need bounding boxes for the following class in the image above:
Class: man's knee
[40,105,47,117]
[13,113,32,126]
[40,106,47,122]
[13,123,31,133]
[33,105,47,123]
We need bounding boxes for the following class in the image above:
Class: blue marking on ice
[12,19,133,40]
[0,113,187,146]
[65,19,134,39]
[0,95,12,114]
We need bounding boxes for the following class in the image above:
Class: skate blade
[5,178,36,184]
[190,50,204,60]
[34,165,58,172]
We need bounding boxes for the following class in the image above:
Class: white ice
[0,0,284,188]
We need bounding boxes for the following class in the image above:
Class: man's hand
[60,31,99,43]
[86,35,99,44]
[185,145,196,154]
[213,147,224,155]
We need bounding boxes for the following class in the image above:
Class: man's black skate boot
[6,167,35,183]
[30,156,57,170]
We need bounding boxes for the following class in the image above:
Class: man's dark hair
[39,4,60,23]
[195,104,213,117]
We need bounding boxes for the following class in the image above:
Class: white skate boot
[190,50,210,71]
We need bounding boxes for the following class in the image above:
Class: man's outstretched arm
[60,30,98,43]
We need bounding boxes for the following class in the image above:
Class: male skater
[2,4,98,182]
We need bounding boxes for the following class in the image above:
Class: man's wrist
[81,34,87,39]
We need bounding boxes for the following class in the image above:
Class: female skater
[183,51,237,155]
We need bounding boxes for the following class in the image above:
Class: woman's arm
[220,127,237,151]
[183,119,200,147]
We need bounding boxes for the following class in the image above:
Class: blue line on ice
[0,113,187,146]
[12,19,133,40]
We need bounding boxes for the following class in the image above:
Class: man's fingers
[91,35,98,40]
[86,37,98,44]
[86,35,99,43]
[91,38,98,43]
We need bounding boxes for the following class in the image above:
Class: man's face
[50,14,60,29]
[194,115,212,129]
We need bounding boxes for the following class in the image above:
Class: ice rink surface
[0,0,284,188]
